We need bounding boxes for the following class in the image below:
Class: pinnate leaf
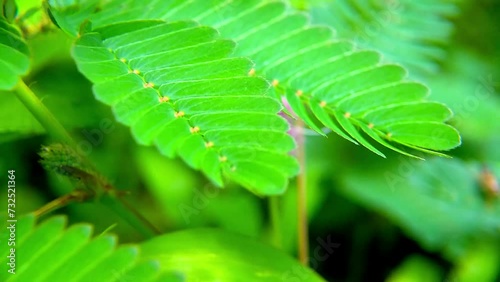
[87,0,461,157]
[71,20,298,195]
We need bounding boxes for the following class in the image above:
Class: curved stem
[13,79,159,238]
[34,189,93,217]
[13,79,75,146]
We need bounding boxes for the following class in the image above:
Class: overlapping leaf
[49,0,460,196]
[71,19,298,195]
[0,215,163,282]
[309,0,459,77]
[140,228,326,281]
[86,0,461,158]
[0,15,30,90]
[0,215,324,281]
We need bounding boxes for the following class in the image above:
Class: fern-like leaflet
[0,215,162,281]
[86,0,461,159]
[45,0,462,195]
[71,20,298,195]
[309,0,459,77]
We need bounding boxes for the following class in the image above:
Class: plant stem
[13,78,159,238]
[34,189,93,217]
[13,79,75,147]
[296,119,309,265]
[101,194,159,238]
[269,196,282,249]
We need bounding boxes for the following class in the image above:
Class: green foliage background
[0,0,499,281]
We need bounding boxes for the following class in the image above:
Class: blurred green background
[1,0,499,281]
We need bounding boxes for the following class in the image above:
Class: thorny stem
[296,119,309,265]
[13,79,159,238]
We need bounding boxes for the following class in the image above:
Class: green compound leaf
[309,0,459,78]
[53,0,461,166]
[0,15,30,90]
[140,228,325,282]
[0,215,163,282]
[71,20,298,195]
[86,0,461,158]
